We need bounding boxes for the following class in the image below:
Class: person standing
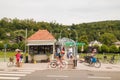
[60,47,65,60]
[15,49,21,67]
[67,47,73,59]
[20,53,23,67]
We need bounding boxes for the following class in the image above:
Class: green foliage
[99,33,117,45]
[0,43,4,50]
[109,45,119,53]
[0,18,120,53]
[101,44,109,53]
[11,43,19,50]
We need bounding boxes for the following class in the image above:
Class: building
[27,30,56,62]
[113,41,120,48]
[89,40,102,47]
[88,40,102,53]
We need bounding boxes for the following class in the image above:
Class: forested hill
[0,17,120,46]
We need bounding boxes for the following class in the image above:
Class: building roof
[27,30,56,41]
[89,40,102,47]
[113,41,120,45]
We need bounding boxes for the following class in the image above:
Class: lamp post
[68,28,78,59]
[4,44,7,62]
[67,28,78,67]
[59,30,62,39]
[73,29,78,67]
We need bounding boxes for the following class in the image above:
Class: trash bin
[67,60,74,69]
[73,59,77,67]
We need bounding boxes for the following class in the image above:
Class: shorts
[20,59,23,62]
[16,58,20,62]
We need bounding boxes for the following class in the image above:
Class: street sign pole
[4,44,7,62]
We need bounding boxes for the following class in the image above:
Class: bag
[91,57,96,63]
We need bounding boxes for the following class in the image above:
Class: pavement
[76,62,120,72]
[1,62,120,72]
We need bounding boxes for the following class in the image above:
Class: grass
[0,51,120,63]
[0,51,27,62]
[0,51,15,58]
[0,51,16,62]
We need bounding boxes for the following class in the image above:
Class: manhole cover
[88,74,94,76]
[0,69,4,71]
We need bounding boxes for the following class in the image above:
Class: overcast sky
[0,0,120,25]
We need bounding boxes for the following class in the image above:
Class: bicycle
[49,60,67,69]
[80,56,101,68]
[103,55,115,64]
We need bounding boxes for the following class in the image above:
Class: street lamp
[68,28,78,67]
[67,28,78,55]
[73,29,78,67]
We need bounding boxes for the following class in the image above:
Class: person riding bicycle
[55,47,65,68]
[90,48,97,63]
[84,48,97,63]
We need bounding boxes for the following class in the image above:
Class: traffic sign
[4,44,7,48]
[65,42,85,46]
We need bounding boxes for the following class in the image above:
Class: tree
[99,33,118,45]
[0,43,4,50]
[109,45,119,53]
[11,43,19,50]
[101,44,109,53]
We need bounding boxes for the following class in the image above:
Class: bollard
[73,59,77,67]
[34,60,36,64]
[67,60,74,69]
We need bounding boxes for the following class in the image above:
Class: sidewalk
[76,62,120,72]
[1,62,120,72]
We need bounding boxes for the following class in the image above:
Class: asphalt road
[20,69,120,80]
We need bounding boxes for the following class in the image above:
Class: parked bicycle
[79,56,101,68]
[49,60,67,69]
[103,55,115,64]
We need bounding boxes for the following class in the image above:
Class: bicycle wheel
[61,61,67,69]
[94,61,101,68]
[7,62,13,67]
[50,62,57,68]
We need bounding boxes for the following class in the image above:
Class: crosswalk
[0,68,37,80]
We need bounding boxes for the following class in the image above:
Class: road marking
[0,76,20,80]
[18,69,35,72]
[7,72,31,74]
[88,76,111,79]
[47,75,69,78]
[0,73,26,76]
[0,71,32,74]
[7,71,32,74]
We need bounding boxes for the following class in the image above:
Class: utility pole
[25,28,27,54]
[73,30,78,67]
[4,44,7,62]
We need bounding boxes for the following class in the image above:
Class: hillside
[0,17,120,46]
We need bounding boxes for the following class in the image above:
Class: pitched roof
[28,30,55,40]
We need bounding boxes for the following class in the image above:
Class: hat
[15,49,21,52]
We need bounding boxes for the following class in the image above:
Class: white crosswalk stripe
[0,68,37,80]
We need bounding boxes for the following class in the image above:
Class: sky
[0,0,120,25]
